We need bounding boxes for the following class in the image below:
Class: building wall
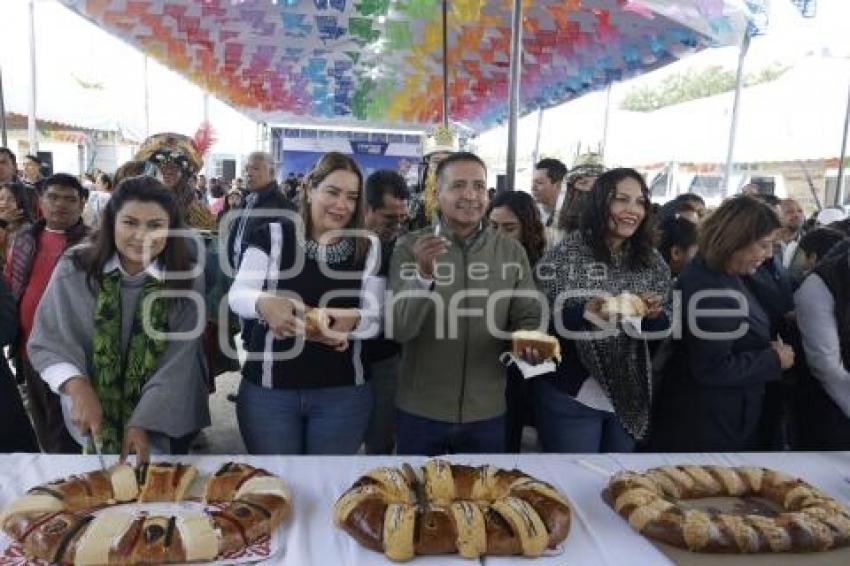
[745,160,831,212]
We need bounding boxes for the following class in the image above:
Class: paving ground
[192,371,246,455]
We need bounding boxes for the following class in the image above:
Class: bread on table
[109,464,139,503]
[25,470,114,511]
[334,459,572,561]
[510,330,561,362]
[0,494,64,531]
[20,511,92,565]
[601,292,647,318]
[73,511,135,566]
[137,463,197,503]
[607,465,850,553]
[204,461,273,502]
[0,461,290,565]
[175,513,219,563]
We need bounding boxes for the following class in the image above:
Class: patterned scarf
[91,270,169,453]
[540,231,671,440]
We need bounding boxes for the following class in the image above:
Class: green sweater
[389,225,542,423]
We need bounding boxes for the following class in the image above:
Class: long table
[1,452,848,565]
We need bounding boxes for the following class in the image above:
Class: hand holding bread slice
[510,330,561,365]
[599,292,647,318]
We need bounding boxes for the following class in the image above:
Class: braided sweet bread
[333,459,571,561]
[0,461,290,565]
[607,465,850,553]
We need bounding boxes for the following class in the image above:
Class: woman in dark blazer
[0,277,38,452]
[651,196,795,451]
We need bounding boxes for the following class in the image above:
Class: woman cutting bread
[229,152,383,455]
[535,168,672,453]
[27,176,210,461]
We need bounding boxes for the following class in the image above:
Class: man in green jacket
[389,152,544,455]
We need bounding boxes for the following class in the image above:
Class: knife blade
[92,436,107,472]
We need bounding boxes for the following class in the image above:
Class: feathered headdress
[135,123,215,175]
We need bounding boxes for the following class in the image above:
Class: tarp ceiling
[59,0,753,132]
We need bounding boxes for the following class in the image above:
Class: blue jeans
[533,377,635,453]
[364,355,400,455]
[236,380,372,455]
[395,410,505,456]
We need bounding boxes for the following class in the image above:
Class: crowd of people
[0,137,849,462]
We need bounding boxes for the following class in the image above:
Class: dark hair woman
[657,215,699,277]
[485,189,546,452]
[535,168,672,453]
[657,193,707,225]
[229,151,382,455]
[487,190,546,268]
[650,195,793,451]
[27,176,209,461]
[0,181,35,260]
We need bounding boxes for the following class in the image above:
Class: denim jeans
[395,410,506,456]
[532,377,635,453]
[237,379,372,455]
[363,355,400,455]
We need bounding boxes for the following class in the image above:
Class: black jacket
[226,181,295,271]
[225,182,295,345]
[0,278,38,452]
[650,256,782,451]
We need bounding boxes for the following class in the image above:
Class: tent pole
[506,0,523,191]
[722,30,750,195]
[0,66,7,148]
[27,0,38,153]
[601,82,613,160]
[834,80,850,207]
[532,107,544,167]
[441,0,449,128]
[144,55,150,138]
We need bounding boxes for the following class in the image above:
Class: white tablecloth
[0,452,848,565]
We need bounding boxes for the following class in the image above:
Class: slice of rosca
[109,463,139,503]
[0,494,65,533]
[204,462,273,502]
[20,511,93,565]
[137,463,197,503]
[126,515,187,564]
[26,470,114,511]
[73,511,135,566]
[511,330,562,363]
[177,513,220,563]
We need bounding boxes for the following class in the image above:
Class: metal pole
[143,55,150,138]
[441,0,449,127]
[202,93,210,175]
[722,30,750,195]
[834,80,850,207]
[531,107,544,167]
[27,0,38,153]
[601,82,613,160]
[506,0,523,191]
[0,66,7,148]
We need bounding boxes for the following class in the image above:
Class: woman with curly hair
[536,168,672,453]
[487,190,546,268]
[486,190,546,452]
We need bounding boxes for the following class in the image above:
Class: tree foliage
[620,64,789,112]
